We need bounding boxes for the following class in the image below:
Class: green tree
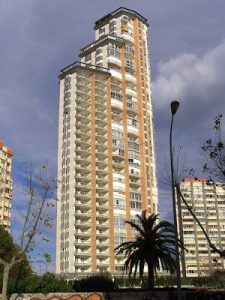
[115,211,178,289]
[0,163,55,300]
[202,114,225,182]
[73,274,117,292]
[43,253,52,273]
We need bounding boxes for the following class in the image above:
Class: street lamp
[169,100,182,300]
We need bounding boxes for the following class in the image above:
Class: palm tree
[115,211,178,289]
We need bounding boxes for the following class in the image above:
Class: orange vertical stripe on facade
[133,18,148,211]
[90,72,97,271]
[140,24,154,212]
[106,76,115,272]
[120,47,132,240]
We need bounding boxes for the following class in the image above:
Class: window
[85,54,91,62]
[99,27,105,35]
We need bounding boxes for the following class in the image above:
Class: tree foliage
[115,211,179,289]
[0,273,73,294]
[73,274,117,292]
[0,163,55,300]
[202,114,225,182]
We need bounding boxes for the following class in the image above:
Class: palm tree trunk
[2,264,10,300]
[147,260,154,289]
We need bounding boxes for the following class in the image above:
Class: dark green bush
[73,274,117,292]
[0,273,73,294]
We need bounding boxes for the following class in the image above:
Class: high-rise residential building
[0,140,13,232]
[56,7,158,278]
[177,178,225,278]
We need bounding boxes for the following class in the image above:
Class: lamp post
[169,100,182,300]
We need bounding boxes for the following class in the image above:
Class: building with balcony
[177,178,225,277]
[0,140,13,232]
[56,7,158,278]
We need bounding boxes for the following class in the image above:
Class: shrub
[73,274,117,292]
[0,273,73,294]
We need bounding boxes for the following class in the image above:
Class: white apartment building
[0,140,13,232]
[56,7,158,278]
[178,178,225,277]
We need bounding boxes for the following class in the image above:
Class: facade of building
[178,178,225,277]
[56,7,158,278]
[0,140,13,232]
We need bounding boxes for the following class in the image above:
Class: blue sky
[1,0,225,273]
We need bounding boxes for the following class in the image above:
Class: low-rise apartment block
[178,178,225,277]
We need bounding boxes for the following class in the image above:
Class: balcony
[76,93,90,104]
[95,116,107,125]
[76,114,90,122]
[125,72,136,84]
[75,166,91,175]
[107,48,121,66]
[95,110,107,120]
[110,69,122,81]
[129,169,140,178]
[75,260,91,266]
[75,238,91,246]
[96,137,107,146]
[96,193,108,202]
[126,101,137,114]
[111,78,121,92]
[77,74,90,83]
[75,138,91,147]
[75,229,91,236]
[95,87,106,97]
[75,192,91,200]
[76,147,90,155]
[97,250,110,256]
[96,204,108,212]
[130,178,141,188]
[75,249,92,256]
[96,175,108,183]
[76,121,90,130]
[126,88,136,97]
[96,183,108,192]
[124,45,135,58]
[122,31,134,43]
[95,144,107,153]
[75,183,91,192]
[75,201,91,209]
[76,98,91,108]
[95,78,105,89]
[75,209,91,217]
[96,212,109,220]
[76,107,90,117]
[111,111,123,123]
[113,161,124,170]
[128,140,139,151]
[111,98,123,110]
[75,221,91,228]
[113,148,124,159]
[127,124,139,136]
[76,133,91,142]
[76,82,90,93]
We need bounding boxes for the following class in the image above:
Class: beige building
[56,7,158,278]
[178,178,225,277]
[0,140,13,232]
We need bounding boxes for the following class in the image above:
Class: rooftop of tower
[94,7,149,29]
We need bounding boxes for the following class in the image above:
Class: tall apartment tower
[177,178,225,277]
[56,7,158,278]
[0,140,13,232]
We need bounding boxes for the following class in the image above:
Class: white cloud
[152,39,225,110]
